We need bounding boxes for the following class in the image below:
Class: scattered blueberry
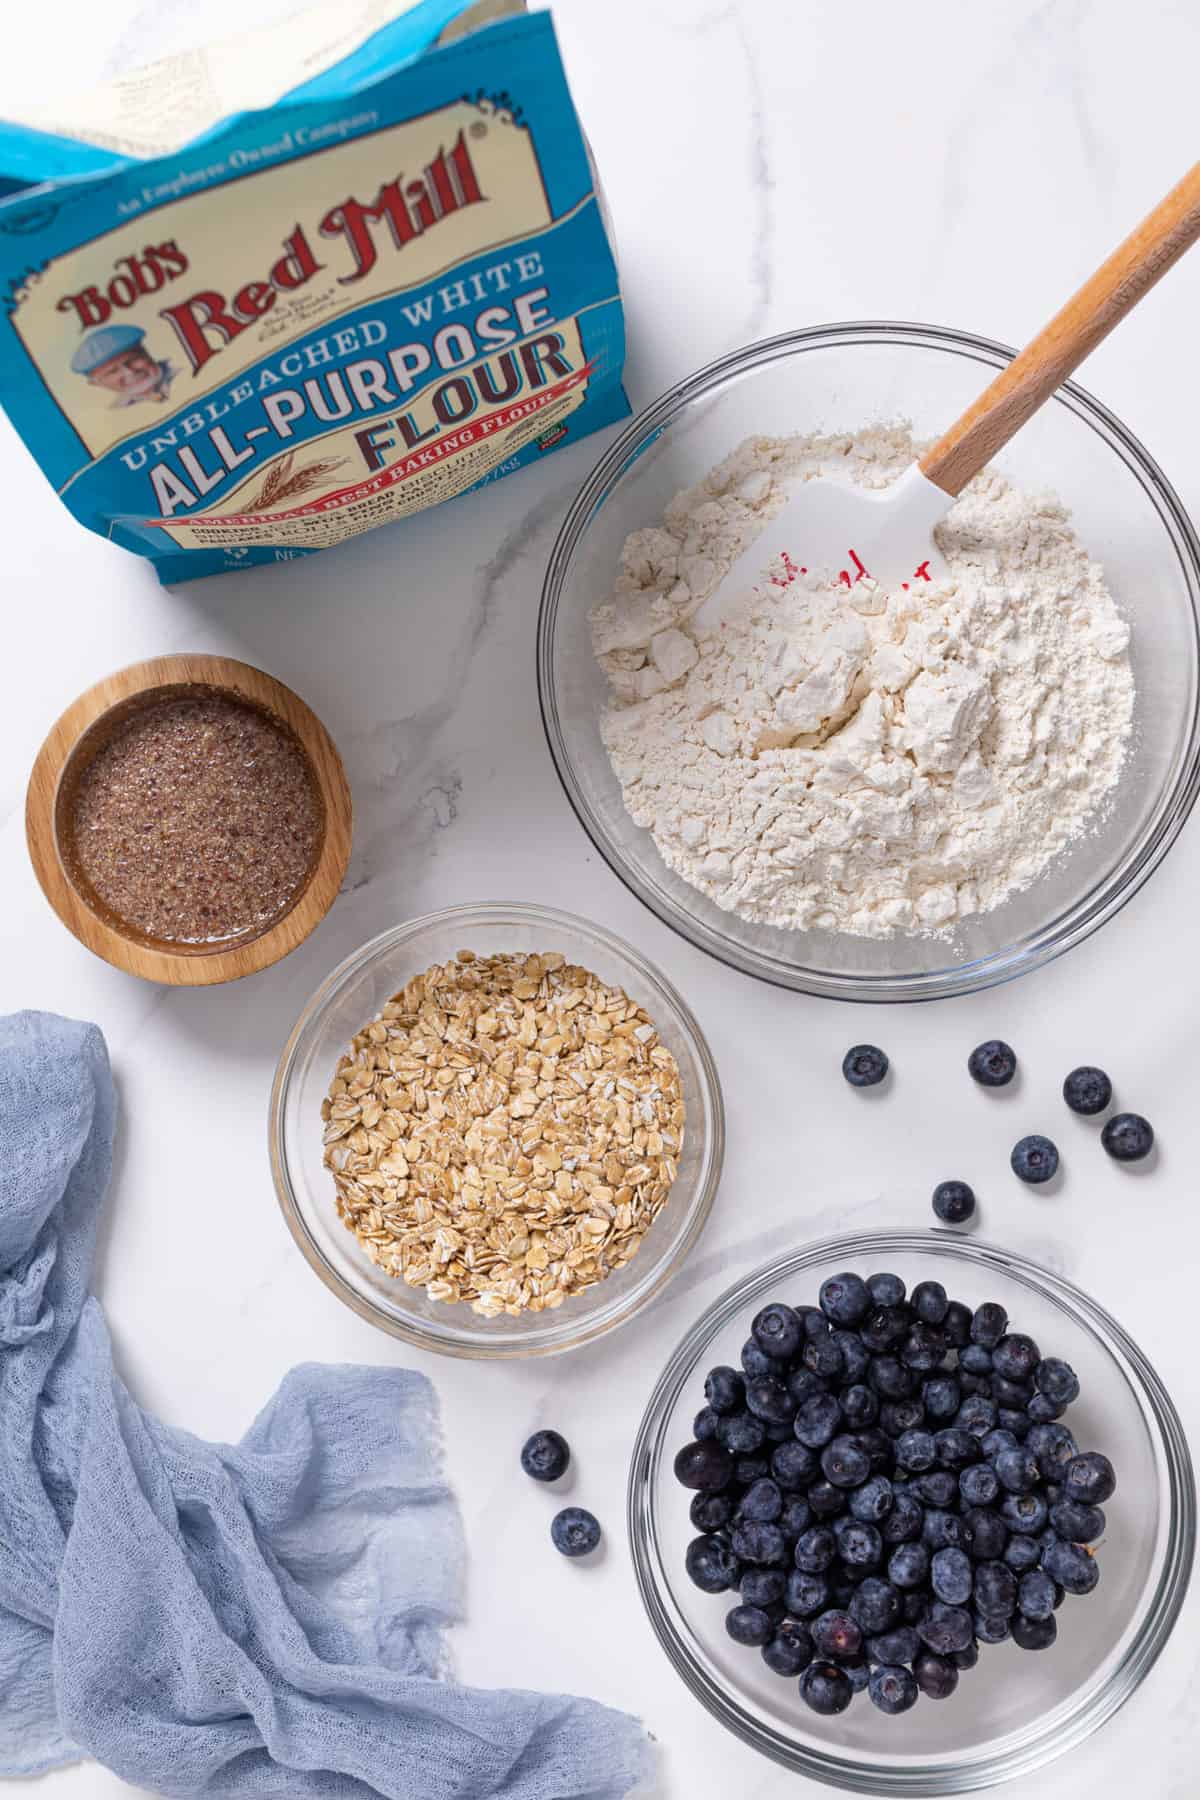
[799,1661,854,1715]
[914,1649,959,1699]
[932,1180,976,1226]
[1101,1112,1154,1162]
[762,1619,814,1676]
[550,1507,600,1558]
[520,1430,570,1482]
[1017,1569,1056,1621]
[725,1603,774,1646]
[1011,1135,1059,1185]
[690,1491,732,1532]
[843,1044,889,1088]
[1034,1358,1080,1407]
[868,1663,919,1715]
[968,1040,1017,1087]
[1063,1451,1116,1506]
[1062,1066,1112,1116]
[1049,1500,1105,1543]
[685,1534,740,1592]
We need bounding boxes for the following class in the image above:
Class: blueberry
[1000,1491,1048,1536]
[902,1590,930,1626]
[786,1569,830,1617]
[901,1323,948,1373]
[1036,1353,1081,1403]
[950,1641,980,1671]
[802,1332,846,1381]
[910,1280,949,1326]
[964,1508,1008,1563]
[881,1490,925,1545]
[685,1534,740,1592]
[860,1305,910,1352]
[932,1180,976,1226]
[970,1302,1008,1348]
[734,1455,771,1486]
[794,1526,837,1573]
[867,1272,906,1307]
[674,1439,734,1490]
[942,1301,973,1348]
[779,1495,813,1540]
[1012,1611,1058,1651]
[896,1428,937,1473]
[819,1270,871,1326]
[762,1619,814,1676]
[981,1428,1019,1460]
[922,1377,962,1422]
[998,1408,1032,1440]
[794,1393,844,1449]
[974,1560,1018,1618]
[931,1546,973,1606]
[1026,1393,1066,1425]
[867,1625,921,1666]
[808,1480,848,1520]
[990,1375,1034,1410]
[799,1661,854,1715]
[843,1044,889,1088]
[1063,1065,1112,1116]
[888,1542,930,1589]
[811,1609,863,1660]
[848,1576,902,1635]
[1004,1534,1041,1573]
[724,1600,774,1645]
[1011,1134,1059,1184]
[751,1302,803,1360]
[918,1601,974,1655]
[1050,1499,1105,1543]
[992,1333,1040,1383]
[820,1436,870,1489]
[995,1448,1039,1494]
[956,1395,998,1438]
[1042,1539,1100,1595]
[704,1366,746,1415]
[833,1330,871,1386]
[731,1521,788,1566]
[869,1356,914,1400]
[741,1337,776,1379]
[737,1478,784,1524]
[959,1345,993,1378]
[741,1566,788,1607]
[1017,1569,1057,1621]
[842,1384,880,1430]
[1101,1112,1154,1162]
[915,1472,960,1511]
[914,1649,959,1699]
[934,1428,978,1470]
[745,1377,797,1427]
[835,1518,883,1568]
[880,1398,926,1437]
[693,1407,719,1441]
[968,1040,1017,1087]
[551,1507,601,1558]
[923,1508,971,1552]
[973,1609,1011,1645]
[959,1464,1000,1508]
[867,1662,919,1715]
[771,1440,818,1491]
[520,1429,570,1482]
[690,1492,733,1532]
[786,1366,824,1405]
[848,1474,894,1525]
[1063,1451,1116,1506]
[716,1411,765,1454]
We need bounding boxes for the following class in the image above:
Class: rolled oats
[322,950,685,1316]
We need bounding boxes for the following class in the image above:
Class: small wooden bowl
[26,654,352,986]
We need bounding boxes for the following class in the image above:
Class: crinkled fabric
[0,1012,652,1798]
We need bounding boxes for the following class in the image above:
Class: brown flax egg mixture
[66,690,323,944]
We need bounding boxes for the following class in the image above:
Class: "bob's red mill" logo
[56,130,485,378]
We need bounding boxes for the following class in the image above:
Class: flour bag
[0,0,628,581]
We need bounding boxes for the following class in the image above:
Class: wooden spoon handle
[920,162,1200,497]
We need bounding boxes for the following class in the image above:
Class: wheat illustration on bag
[245,451,349,511]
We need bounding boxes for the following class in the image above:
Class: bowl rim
[268,898,725,1359]
[537,319,1200,1003]
[627,1227,1196,1794]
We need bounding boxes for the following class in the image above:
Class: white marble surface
[3,1,1200,1794]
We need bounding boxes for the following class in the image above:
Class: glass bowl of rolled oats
[269,902,724,1357]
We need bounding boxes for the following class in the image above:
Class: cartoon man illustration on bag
[70,324,177,407]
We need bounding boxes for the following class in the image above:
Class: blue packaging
[0,0,628,581]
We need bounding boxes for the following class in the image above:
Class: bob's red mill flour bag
[0,0,627,580]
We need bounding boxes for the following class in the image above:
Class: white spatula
[699,162,1200,624]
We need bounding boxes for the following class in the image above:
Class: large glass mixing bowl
[538,323,1200,1000]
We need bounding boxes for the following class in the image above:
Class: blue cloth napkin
[0,1012,652,1797]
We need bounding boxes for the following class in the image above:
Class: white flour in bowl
[591,426,1135,937]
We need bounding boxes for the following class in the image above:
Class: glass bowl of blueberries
[628,1230,1194,1793]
